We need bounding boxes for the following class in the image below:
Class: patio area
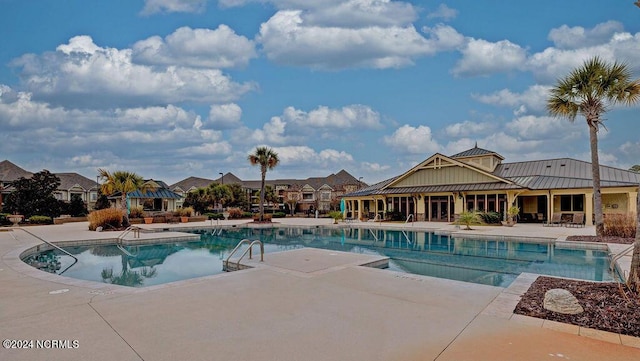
[0,219,638,360]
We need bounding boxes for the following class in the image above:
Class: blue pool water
[23,227,617,288]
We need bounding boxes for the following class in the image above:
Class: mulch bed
[566,235,634,245]
[514,276,640,337]
[516,236,640,337]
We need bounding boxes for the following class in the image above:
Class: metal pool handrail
[224,239,264,271]
[610,244,635,271]
[234,240,264,270]
[18,228,78,275]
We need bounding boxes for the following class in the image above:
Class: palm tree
[248,146,280,222]
[98,169,154,227]
[547,57,640,236]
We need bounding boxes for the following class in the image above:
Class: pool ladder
[223,239,264,272]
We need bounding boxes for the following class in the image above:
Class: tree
[630,165,640,173]
[226,183,248,210]
[208,183,233,210]
[547,57,640,236]
[183,187,210,214]
[631,191,640,293]
[4,170,61,218]
[98,169,153,227]
[248,146,280,221]
[67,193,88,217]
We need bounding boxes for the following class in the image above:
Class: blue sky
[1,0,639,185]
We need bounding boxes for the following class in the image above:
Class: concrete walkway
[0,219,638,360]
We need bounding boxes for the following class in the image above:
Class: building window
[302,193,313,200]
[90,192,97,201]
[54,192,63,200]
[560,195,584,212]
[320,192,330,201]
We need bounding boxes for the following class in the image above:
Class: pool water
[23,227,617,288]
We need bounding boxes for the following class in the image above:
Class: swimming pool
[22,227,617,288]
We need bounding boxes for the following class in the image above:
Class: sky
[1,0,639,186]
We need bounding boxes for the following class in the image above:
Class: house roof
[0,160,32,182]
[56,173,98,191]
[170,169,363,192]
[450,145,504,160]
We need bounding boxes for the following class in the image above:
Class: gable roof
[450,145,504,160]
[0,160,32,182]
[56,173,98,191]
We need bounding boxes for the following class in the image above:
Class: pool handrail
[17,228,79,275]
[224,239,264,271]
[610,244,635,271]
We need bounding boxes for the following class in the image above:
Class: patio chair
[566,213,584,228]
[543,213,563,227]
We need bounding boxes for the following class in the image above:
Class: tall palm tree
[547,57,640,236]
[248,146,279,222]
[98,169,154,227]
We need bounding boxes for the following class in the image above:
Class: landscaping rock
[543,288,584,314]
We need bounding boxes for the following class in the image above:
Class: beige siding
[395,166,497,187]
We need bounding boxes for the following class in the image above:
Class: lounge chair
[543,213,563,227]
[566,213,584,228]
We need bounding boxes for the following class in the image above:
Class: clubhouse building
[342,146,640,225]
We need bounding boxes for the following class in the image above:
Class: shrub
[603,213,636,238]
[457,211,480,230]
[273,212,286,218]
[243,212,253,218]
[328,211,343,222]
[180,207,194,217]
[29,215,53,224]
[478,211,502,224]
[0,213,10,226]
[204,213,221,220]
[88,208,124,231]
[129,206,145,219]
[227,207,244,219]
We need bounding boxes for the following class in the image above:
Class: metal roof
[450,146,504,159]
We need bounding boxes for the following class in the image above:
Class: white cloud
[283,104,382,130]
[248,117,290,144]
[426,4,458,21]
[257,10,434,69]
[361,161,390,172]
[11,35,255,109]
[273,145,354,167]
[526,25,640,83]
[548,21,624,50]
[472,85,551,114]
[453,38,527,77]
[506,115,584,140]
[132,26,257,68]
[140,0,207,15]
[383,125,441,154]
[300,0,418,28]
[206,103,243,129]
[444,121,495,138]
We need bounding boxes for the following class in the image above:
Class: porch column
[584,191,593,226]
[629,191,638,218]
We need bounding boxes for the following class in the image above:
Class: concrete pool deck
[0,219,638,360]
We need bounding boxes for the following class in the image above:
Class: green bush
[272,212,286,218]
[478,211,502,224]
[29,215,53,224]
[243,212,253,218]
[0,213,11,226]
[205,213,224,220]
